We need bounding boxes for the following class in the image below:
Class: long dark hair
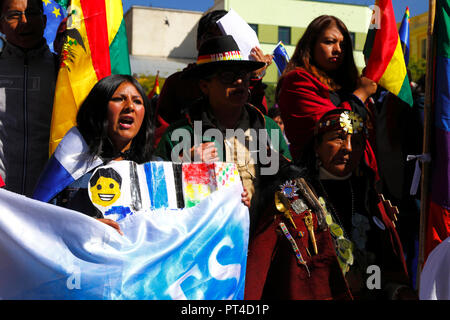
[278,15,358,96]
[76,74,154,164]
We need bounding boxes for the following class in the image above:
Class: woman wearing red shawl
[277,15,377,172]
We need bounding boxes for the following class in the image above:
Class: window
[421,39,427,59]
[349,32,355,49]
[249,23,258,37]
[278,26,291,45]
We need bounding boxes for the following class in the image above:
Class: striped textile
[363,0,413,106]
[425,0,450,260]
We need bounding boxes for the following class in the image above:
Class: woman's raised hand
[250,46,273,79]
[353,76,378,103]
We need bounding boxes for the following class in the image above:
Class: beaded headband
[314,110,366,136]
[197,50,243,65]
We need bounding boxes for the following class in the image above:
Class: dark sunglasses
[212,69,250,85]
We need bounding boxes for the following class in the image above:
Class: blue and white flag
[0,183,249,300]
[273,41,290,76]
[32,126,103,203]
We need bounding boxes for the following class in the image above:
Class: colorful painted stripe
[363,0,413,106]
[172,163,185,208]
[197,51,243,65]
[143,162,180,209]
[182,163,217,208]
[144,163,166,209]
[163,162,178,208]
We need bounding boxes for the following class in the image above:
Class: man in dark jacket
[0,0,57,196]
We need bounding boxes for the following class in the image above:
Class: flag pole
[417,0,436,290]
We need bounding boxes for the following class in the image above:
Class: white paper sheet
[217,8,261,61]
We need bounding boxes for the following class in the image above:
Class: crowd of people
[0,0,431,300]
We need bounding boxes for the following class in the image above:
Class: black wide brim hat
[183,35,266,79]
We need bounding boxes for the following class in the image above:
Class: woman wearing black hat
[156,35,292,231]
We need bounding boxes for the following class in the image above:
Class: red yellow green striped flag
[148,71,161,99]
[49,0,131,155]
[363,0,413,106]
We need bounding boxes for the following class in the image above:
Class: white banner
[0,183,249,300]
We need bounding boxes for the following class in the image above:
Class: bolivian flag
[148,71,161,99]
[49,0,131,155]
[363,0,413,106]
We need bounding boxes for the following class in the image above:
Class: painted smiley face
[89,168,122,207]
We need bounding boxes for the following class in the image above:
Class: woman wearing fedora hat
[156,35,292,232]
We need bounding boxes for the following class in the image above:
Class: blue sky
[122,0,429,21]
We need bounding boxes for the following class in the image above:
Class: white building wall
[125,6,202,59]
